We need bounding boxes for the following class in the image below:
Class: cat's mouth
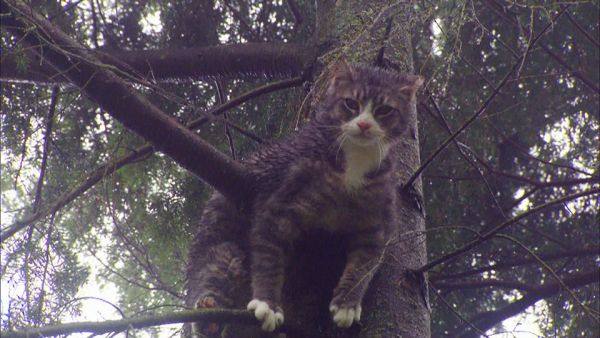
[346,132,382,146]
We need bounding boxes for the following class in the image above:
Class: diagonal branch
[2,0,259,221]
[418,187,600,273]
[433,279,540,293]
[483,0,598,94]
[224,1,261,41]
[565,10,600,48]
[286,0,303,28]
[455,269,600,338]
[430,285,489,337]
[404,5,569,190]
[431,247,599,281]
[32,85,59,213]
[404,61,518,189]
[0,76,302,242]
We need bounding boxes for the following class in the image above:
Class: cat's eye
[374,105,394,116]
[343,98,360,111]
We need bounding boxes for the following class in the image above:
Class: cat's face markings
[340,99,387,147]
[322,63,424,147]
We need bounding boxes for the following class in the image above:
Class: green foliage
[414,1,599,335]
[1,0,598,336]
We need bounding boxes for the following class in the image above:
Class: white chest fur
[341,141,389,190]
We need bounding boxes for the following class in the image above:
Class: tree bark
[1,43,316,84]
[285,1,431,337]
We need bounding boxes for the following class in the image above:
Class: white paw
[247,299,284,332]
[329,304,362,328]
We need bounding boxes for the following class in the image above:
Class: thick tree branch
[0,76,302,242]
[2,0,254,212]
[286,0,303,28]
[1,42,316,83]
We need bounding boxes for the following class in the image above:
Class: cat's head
[318,61,423,147]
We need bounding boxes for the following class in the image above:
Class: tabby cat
[186,61,423,336]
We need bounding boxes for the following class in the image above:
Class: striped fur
[186,63,423,336]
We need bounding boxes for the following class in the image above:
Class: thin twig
[405,5,570,189]
[32,85,59,212]
[423,91,508,220]
[430,284,489,337]
[565,10,600,48]
[215,80,236,159]
[418,187,600,272]
[219,118,263,144]
[405,61,518,189]
[431,247,599,281]
[496,234,600,320]
[484,0,598,94]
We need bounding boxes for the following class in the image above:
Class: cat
[185,61,423,337]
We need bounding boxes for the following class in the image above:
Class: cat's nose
[356,121,371,131]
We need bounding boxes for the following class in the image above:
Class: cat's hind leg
[189,242,247,337]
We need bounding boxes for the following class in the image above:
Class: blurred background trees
[1,0,598,337]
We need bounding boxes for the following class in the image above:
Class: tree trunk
[277,1,431,337]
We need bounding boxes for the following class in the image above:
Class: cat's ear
[329,58,355,84]
[399,75,425,98]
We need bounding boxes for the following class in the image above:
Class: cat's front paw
[329,303,362,328]
[247,299,284,332]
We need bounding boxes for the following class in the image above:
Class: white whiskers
[376,139,384,173]
[335,133,348,163]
